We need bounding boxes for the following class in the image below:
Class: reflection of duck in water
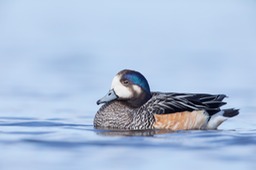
[95,129,176,137]
[94,69,239,131]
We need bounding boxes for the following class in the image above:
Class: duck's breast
[94,101,134,129]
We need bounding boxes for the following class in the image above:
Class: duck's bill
[97,89,119,105]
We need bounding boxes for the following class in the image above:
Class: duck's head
[97,69,152,108]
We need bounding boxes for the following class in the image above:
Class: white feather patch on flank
[111,75,132,99]
[207,111,228,130]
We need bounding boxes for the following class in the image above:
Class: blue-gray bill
[97,89,118,105]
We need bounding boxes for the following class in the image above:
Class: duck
[94,69,239,130]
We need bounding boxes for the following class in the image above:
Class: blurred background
[0,1,256,170]
[0,0,256,116]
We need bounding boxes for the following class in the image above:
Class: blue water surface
[0,1,256,170]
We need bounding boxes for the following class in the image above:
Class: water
[0,1,256,170]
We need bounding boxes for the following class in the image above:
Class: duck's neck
[126,91,152,108]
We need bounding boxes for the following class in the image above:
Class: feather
[143,92,228,116]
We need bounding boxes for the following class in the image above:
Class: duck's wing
[145,92,227,115]
[140,92,238,130]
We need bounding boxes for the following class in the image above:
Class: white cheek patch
[111,75,132,99]
[133,85,142,95]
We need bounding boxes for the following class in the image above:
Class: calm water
[0,1,256,170]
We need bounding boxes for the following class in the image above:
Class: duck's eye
[122,80,129,85]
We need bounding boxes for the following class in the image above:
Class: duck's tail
[206,108,239,129]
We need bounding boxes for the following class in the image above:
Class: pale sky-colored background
[1,0,256,114]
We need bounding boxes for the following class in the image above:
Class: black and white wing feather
[144,92,227,115]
